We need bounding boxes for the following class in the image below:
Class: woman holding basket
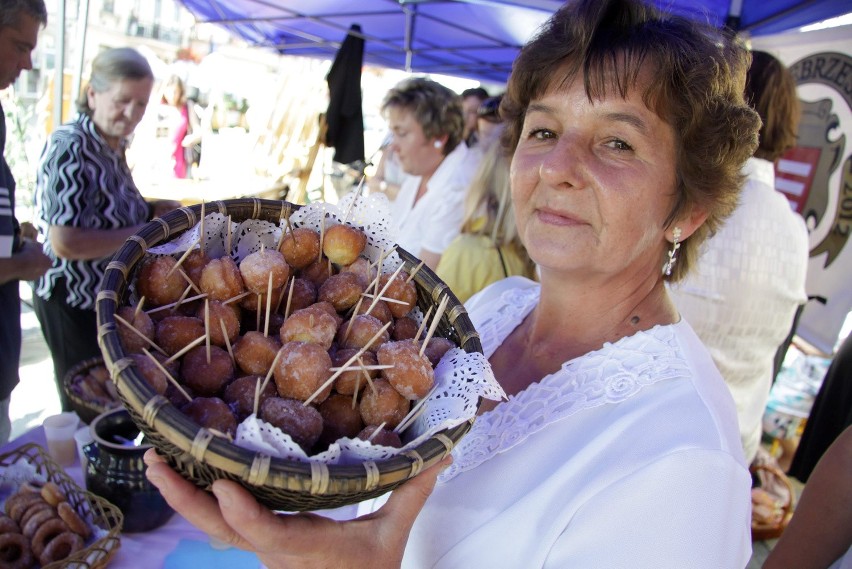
[146,0,761,566]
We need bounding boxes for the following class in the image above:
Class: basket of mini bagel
[95,194,503,512]
[0,442,123,568]
[63,358,122,425]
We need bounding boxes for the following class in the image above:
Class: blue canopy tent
[177,0,852,83]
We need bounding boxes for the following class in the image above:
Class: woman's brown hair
[746,50,800,162]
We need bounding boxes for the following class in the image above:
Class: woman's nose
[538,137,584,189]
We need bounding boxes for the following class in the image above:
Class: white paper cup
[43,412,80,467]
[74,425,94,470]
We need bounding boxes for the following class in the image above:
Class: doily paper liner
[137,192,506,463]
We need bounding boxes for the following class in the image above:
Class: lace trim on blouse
[441,283,693,481]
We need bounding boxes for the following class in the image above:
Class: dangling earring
[662,227,682,276]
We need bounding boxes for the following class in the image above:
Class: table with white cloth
[0,427,263,568]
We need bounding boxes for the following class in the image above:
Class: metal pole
[72,0,90,107]
[53,0,66,129]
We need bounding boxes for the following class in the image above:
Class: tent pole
[72,0,90,107]
[403,5,417,73]
[53,0,66,129]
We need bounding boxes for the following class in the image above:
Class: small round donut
[5,491,43,522]
[0,532,33,569]
[0,512,20,534]
[305,301,343,327]
[137,255,187,307]
[423,336,457,367]
[318,393,364,447]
[197,300,241,347]
[127,353,172,395]
[223,375,278,420]
[239,249,290,294]
[199,255,246,302]
[377,339,435,400]
[331,348,378,395]
[38,530,83,566]
[358,424,403,448]
[155,315,205,356]
[180,345,235,397]
[322,223,367,266]
[317,272,366,312]
[233,331,282,376]
[354,298,393,325]
[260,397,323,452]
[182,248,211,289]
[282,278,317,314]
[31,517,70,557]
[336,314,389,351]
[339,256,375,288]
[273,341,333,403]
[40,482,66,507]
[181,397,238,438]
[279,306,339,350]
[57,502,90,538]
[239,286,285,314]
[378,272,417,318]
[116,305,155,354]
[22,506,57,539]
[300,257,333,288]
[359,379,410,429]
[392,316,418,341]
[278,227,321,269]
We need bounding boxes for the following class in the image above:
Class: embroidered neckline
[440,283,692,481]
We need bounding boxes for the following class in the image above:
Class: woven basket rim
[0,441,123,567]
[96,198,482,509]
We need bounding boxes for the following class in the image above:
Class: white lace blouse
[395,277,752,568]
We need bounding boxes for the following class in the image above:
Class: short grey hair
[76,47,154,114]
[0,0,48,30]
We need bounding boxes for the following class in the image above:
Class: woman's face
[510,74,677,279]
[88,77,154,146]
[386,106,445,177]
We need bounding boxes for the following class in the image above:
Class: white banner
[752,26,852,354]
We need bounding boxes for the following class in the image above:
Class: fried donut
[181,397,238,438]
[127,353,170,395]
[233,331,282,376]
[22,506,56,539]
[136,255,187,307]
[57,502,90,538]
[197,300,241,347]
[239,286,285,314]
[359,379,410,429]
[0,532,33,569]
[282,278,317,314]
[337,314,389,351]
[31,517,70,557]
[331,348,378,395]
[180,345,235,397]
[155,315,205,356]
[116,305,155,353]
[223,375,278,420]
[279,306,339,349]
[40,482,66,507]
[260,397,323,452]
[378,272,417,318]
[377,339,435,400]
[358,424,403,448]
[322,223,367,266]
[5,491,43,522]
[0,512,19,534]
[392,316,418,341]
[239,248,290,294]
[317,272,365,312]
[199,255,246,302]
[339,256,375,288]
[273,341,333,403]
[182,248,211,288]
[423,336,456,367]
[318,393,364,447]
[38,530,83,566]
[354,298,393,325]
[300,257,333,288]
[278,227,321,269]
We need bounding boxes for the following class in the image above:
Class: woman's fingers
[144,450,252,550]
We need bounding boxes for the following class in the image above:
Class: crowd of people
[2,0,850,566]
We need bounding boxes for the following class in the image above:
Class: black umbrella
[324,24,365,167]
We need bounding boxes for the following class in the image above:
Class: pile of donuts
[114,220,457,455]
[66,362,120,411]
[0,481,91,568]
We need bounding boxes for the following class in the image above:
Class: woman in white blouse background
[377,77,478,270]
[33,47,179,410]
[145,1,764,567]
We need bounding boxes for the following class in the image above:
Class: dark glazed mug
[84,408,174,533]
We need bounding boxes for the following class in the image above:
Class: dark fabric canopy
[178,0,851,84]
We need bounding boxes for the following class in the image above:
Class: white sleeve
[418,188,466,255]
[544,450,752,569]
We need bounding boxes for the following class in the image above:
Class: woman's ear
[669,207,709,242]
[86,85,97,110]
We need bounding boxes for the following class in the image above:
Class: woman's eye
[607,139,633,151]
[527,128,556,140]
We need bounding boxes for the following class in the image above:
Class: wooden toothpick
[146,292,208,315]
[166,236,201,278]
[164,334,207,365]
[219,319,235,365]
[254,348,284,416]
[115,313,167,356]
[419,295,449,357]
[142,348,192,403]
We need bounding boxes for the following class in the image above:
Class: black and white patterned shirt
[35,113,149,310]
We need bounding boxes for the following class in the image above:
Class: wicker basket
[63,357,122,424]
[0,442,123,568]
[751,463,795,541]
[95,198,482,511]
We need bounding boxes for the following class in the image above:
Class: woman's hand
[144,449,451,569]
